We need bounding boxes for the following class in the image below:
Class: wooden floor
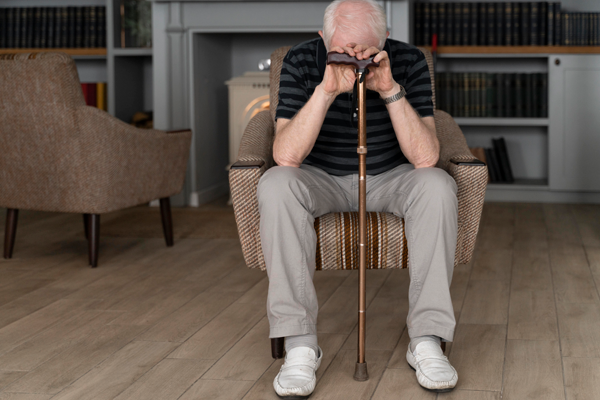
[0,201,599,400]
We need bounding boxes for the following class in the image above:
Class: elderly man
[257,0,458,396]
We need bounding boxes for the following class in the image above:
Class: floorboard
[0,201,597,399]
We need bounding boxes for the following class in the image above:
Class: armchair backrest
[0,52,86,207]
[268,44,436,124]
[0,52,85,109]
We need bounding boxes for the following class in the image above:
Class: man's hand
[319,46,357,99]
[346,43,398,98]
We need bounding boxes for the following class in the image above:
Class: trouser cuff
[269,323,317,338]
[408,324,455,342]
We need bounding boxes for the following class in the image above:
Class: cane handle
[326,52,380,70]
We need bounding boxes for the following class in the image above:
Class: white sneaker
[273,346,322,399]
[406,341,458,392]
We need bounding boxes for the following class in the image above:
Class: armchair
[229,46,488,357]
[0,52,192,267]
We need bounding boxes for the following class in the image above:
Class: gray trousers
[257,163,458,342]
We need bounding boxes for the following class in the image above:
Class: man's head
[320,0,388,51]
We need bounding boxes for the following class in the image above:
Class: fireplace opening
[191,32,319,204]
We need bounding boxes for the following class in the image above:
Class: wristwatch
[381,85,406,104]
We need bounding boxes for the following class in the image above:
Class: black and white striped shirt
[276,37,433,176]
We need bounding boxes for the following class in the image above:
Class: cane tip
[354,362,369,381]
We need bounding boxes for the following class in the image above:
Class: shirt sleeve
[402,49,434,118]
[275,49,310,121]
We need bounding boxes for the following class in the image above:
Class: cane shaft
[357,72,368,367]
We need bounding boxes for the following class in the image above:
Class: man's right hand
[319,46,357,99]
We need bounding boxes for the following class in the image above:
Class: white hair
[322,0,387,50]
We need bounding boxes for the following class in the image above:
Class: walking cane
[326,52,379,381]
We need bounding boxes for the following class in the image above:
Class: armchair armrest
[74,106,192,213]
[434,109,488,265]
[229,110,274,271]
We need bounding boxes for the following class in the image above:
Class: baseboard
[486,188,600,203]
[189,181,230,207]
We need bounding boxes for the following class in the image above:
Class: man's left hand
[346,43,399,99]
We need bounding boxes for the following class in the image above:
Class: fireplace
[150,0,411,206]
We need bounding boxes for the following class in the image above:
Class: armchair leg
[3,209,19,259]
[83,214,90,240]
[159,197,174,247]
[271,337,285,359]
[88,214,100,268]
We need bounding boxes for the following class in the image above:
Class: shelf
[487,178,549,190]
[454,118,549,127]
[112,48,153,57]
[0,48,107,56]
[421,46,600,57]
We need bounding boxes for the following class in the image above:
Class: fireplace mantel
[151,0,411,206]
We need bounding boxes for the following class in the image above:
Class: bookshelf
[417,0,600,201]
[422,45,600,54]
[0,0,152,125]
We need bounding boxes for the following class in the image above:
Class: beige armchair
[229,46,488,358]
[0,52,192,267]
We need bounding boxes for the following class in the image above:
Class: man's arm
[381,84,439,169]
[273,86,335,168]
[352,44,439,169]
[274,46,357,168]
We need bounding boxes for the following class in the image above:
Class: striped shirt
[276,37,433,176]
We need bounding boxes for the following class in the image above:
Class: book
[485,148,501,182]
[495,2,504,45]
[478,2,486,45]
[503,73,512,118]
[438,3,447,46]
[423,2,431,46]
[540,2,548,45]
[554,3,562,45]
[431,4,438,47]
[512,2,521,46]
[504,2,513,46]
[540,73,548,117]
[0,8,6,48]
[515,73,524,118]
[530,2,539,45]
[75,7,83,48]
[87,83,97,107]
[462,2,470,46]
[493,138,514,183]
[81,83,88,104]
[33,7,42,48]
[521,2,530,45]
[414,2,423,46]
[563,13,570,45]
[19,8,27,48]
[447,2,454,46]
[470,3,478,46]
[451,3,463,46]
[487,3,496,45]
[97,6,106,47]
[25,7,34,48]
[548,3,555,46]
[97,82,107,111]
[47,8,54,48]
[67,7,76,48]
[525,73,534,118]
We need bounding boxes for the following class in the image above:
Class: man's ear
[318,30,324,39]
[386,31,390,38]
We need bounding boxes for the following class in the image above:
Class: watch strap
[381,85,406,104]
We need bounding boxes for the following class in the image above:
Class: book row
[415,2,600,46]
[81,83,107,111]
[470,139,514,184]
[0,7,106,49]
[435,72,548,118]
